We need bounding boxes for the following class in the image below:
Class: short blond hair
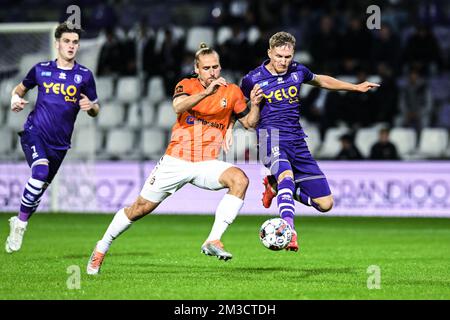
[194,42,219,66]
[269,31,296,49]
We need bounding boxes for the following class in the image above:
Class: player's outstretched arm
[10,83,29,113]
[79,93,100,117]
[240,84,263,129]
[173,77,228,114]
[307,74,380,92]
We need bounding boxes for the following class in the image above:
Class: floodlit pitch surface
[1,214,449,299]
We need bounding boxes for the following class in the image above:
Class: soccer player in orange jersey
[87,43,262,274]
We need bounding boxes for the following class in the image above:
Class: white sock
[96,208,132,254]
[206,194,244,242]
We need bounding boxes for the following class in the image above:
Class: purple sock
[18,210,32,222]
[18,164,48,222]
[18,199,41,222]
[277,177,296,229]
[294,187,323,212]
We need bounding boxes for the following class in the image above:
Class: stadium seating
[154,26,185,52]
[302,123,321,156]
[0,105,4,126]
[299,83,314,99]
[294,51,312,65]
[0,78,20,107]
[116,77,141,103]
[74,110,97,129]
[97,102,125,129]
[6,108,28,131]
[389,128,417,159]
[0,127,13,157]
[247,26,260,44]
[104,128,136,159]
[416,128,449,158]
[147,76,166,104]
[317,126,350,158]
[95,77,115,102]
[355,127,380,158]
[185,27,214,52]
[233,127,258,162]
[140,128,166,159]
[10,136,25,160]
[156,99,177,130]
[216,26,232,45]
[127,101,156,129]
[19,53,48,77]
[69,126,104,160]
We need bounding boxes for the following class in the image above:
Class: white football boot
[86,243,106,275]
[5,217,28,253]
[201,240,232,261]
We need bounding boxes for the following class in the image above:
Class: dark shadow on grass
[232,266,357,276]
[106,262,356,279]
[62,252,155,259]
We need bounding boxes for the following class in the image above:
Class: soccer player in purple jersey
[240,32,379,251]
[5,22,99,253]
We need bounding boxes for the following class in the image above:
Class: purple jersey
[22,60,98,150]
[240,60,314,141]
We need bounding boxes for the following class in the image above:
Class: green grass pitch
[1,213,449,300]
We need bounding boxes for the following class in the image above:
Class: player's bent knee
[235,173,249,190]
[230,171,249,193]
[315,196,334,212]
[221,167,249,191]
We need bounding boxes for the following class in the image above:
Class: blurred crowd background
[0,0,449,161]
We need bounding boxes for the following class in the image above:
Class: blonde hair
[269,31,296,49]
[194,42,219,66]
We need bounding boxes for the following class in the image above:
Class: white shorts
[140,155,234,203]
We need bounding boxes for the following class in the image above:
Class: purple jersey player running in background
[240,32,379,252]
[5,22,100,253]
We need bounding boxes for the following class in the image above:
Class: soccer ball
[259,218,293,251]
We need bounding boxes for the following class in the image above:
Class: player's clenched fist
[10,94,29,113]
[250,84,264,106]
[204,77,227,96]
[79,93,94,111]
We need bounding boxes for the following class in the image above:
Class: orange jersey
[165,77,248,162]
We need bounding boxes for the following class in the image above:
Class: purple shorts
[19,127,67,184]
[262,138,331,199]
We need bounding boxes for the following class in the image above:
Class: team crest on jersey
[74,74,83,84]
[221,98,227,108]
[292,72,299,82]
[58,72,66,80]
[41,71,52,77]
